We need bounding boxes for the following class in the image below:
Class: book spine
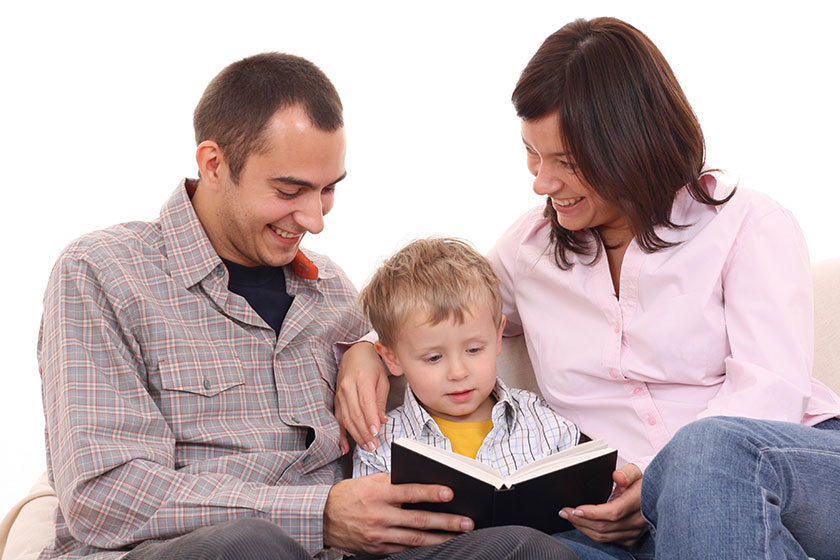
[490,487,517,527]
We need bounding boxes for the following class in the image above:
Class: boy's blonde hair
[359,238,503,348]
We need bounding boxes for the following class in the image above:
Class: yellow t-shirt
[430,415,494,459]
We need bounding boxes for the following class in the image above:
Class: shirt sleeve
[39,251,332,556]
[697,204,814,423]
[488,209,542,338]
[352,443,390,478]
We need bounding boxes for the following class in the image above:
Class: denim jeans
[642,416,840,559]
[554,529,655,560]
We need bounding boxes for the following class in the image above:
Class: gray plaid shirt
[39,180,368,559]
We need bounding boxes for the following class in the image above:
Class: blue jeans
[554,529,654,560]
[642,416,840,559]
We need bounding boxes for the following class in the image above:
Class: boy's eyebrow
[270,171,348,189]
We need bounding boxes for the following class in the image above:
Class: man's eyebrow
[271,171,348,189]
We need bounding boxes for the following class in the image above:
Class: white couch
[2,259,838,560]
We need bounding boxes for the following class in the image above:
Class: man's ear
[195,140,225,189]
[495,315,507,356]
[374,341,404,377]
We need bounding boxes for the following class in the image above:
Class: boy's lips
[446,389,475,403]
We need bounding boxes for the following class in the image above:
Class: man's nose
[295,192,325,234]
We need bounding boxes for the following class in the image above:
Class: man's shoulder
[54,219,167,283]
[61,219,163,262]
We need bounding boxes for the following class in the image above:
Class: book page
[505,440,614,486]
[394,438,506,488]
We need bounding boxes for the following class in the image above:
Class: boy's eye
[425,354,442,364]
[467,346,483,354]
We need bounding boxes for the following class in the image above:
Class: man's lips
[269,225,303,244]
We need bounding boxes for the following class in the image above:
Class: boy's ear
[374,341,404,377]
[495,315,507,356]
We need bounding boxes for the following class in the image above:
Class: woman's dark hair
[512,17,733,268]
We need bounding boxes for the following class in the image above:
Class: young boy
[353,237,580,477]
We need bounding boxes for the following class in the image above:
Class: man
[38,53,573,559]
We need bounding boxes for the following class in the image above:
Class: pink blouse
[488,173,840,471]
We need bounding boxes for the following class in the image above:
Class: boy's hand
[335,342,389,453]
[558,463,646,546]
[323,474,473,555]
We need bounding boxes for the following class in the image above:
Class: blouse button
[648,416,657,426]
[633,387,643,396]
[614,323,621,333]
[609,369,619,379]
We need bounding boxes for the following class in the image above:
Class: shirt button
[633,387,643,396]
[614,323,621,333]
[609,369,619,378]
[203,378,211,390]
[648,416,657,426]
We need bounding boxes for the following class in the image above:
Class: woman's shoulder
[497,204,551,245]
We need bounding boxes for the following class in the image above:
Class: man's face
[209,105,347,268]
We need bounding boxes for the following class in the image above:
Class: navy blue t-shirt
[222,258,294,335]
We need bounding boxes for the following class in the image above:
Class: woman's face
[521,112,631,245]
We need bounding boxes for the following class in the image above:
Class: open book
[392,437,617,534]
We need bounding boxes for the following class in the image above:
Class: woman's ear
[375,342,404,377]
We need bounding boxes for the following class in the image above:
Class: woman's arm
[335,341,390,452]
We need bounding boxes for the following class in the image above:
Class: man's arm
[39,250,333,555]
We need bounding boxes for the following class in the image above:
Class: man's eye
[276,189,300,199]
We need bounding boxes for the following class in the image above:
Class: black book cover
[391,441,618,534]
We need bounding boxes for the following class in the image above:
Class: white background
[1,1,838,517]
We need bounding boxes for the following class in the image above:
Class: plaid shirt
[38,180,368,559]
[353,379,580,478]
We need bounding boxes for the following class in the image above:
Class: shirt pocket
[158,343,246,397]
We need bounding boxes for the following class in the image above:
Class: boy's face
[377,304,505,423]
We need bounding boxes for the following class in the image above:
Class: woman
[336,17,840,559]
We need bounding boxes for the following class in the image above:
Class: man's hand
[323,474,474,555]
[335,342,389,453]
[558,463,646,546]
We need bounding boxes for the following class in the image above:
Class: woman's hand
[335,342,390,453]
[559,463,646,546]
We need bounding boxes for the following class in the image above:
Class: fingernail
[572,509,585,517]
[559,510,568,519]
[370,425,379,437]
[364,442,376,452]
[460,519,473,532]
[440,488,453,501]
[340,442,349,455]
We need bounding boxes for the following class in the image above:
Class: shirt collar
[398,378,518,439]
[160,179,329,289]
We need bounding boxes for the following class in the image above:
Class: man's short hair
[194,52,343,183]
[359,238,503,348]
